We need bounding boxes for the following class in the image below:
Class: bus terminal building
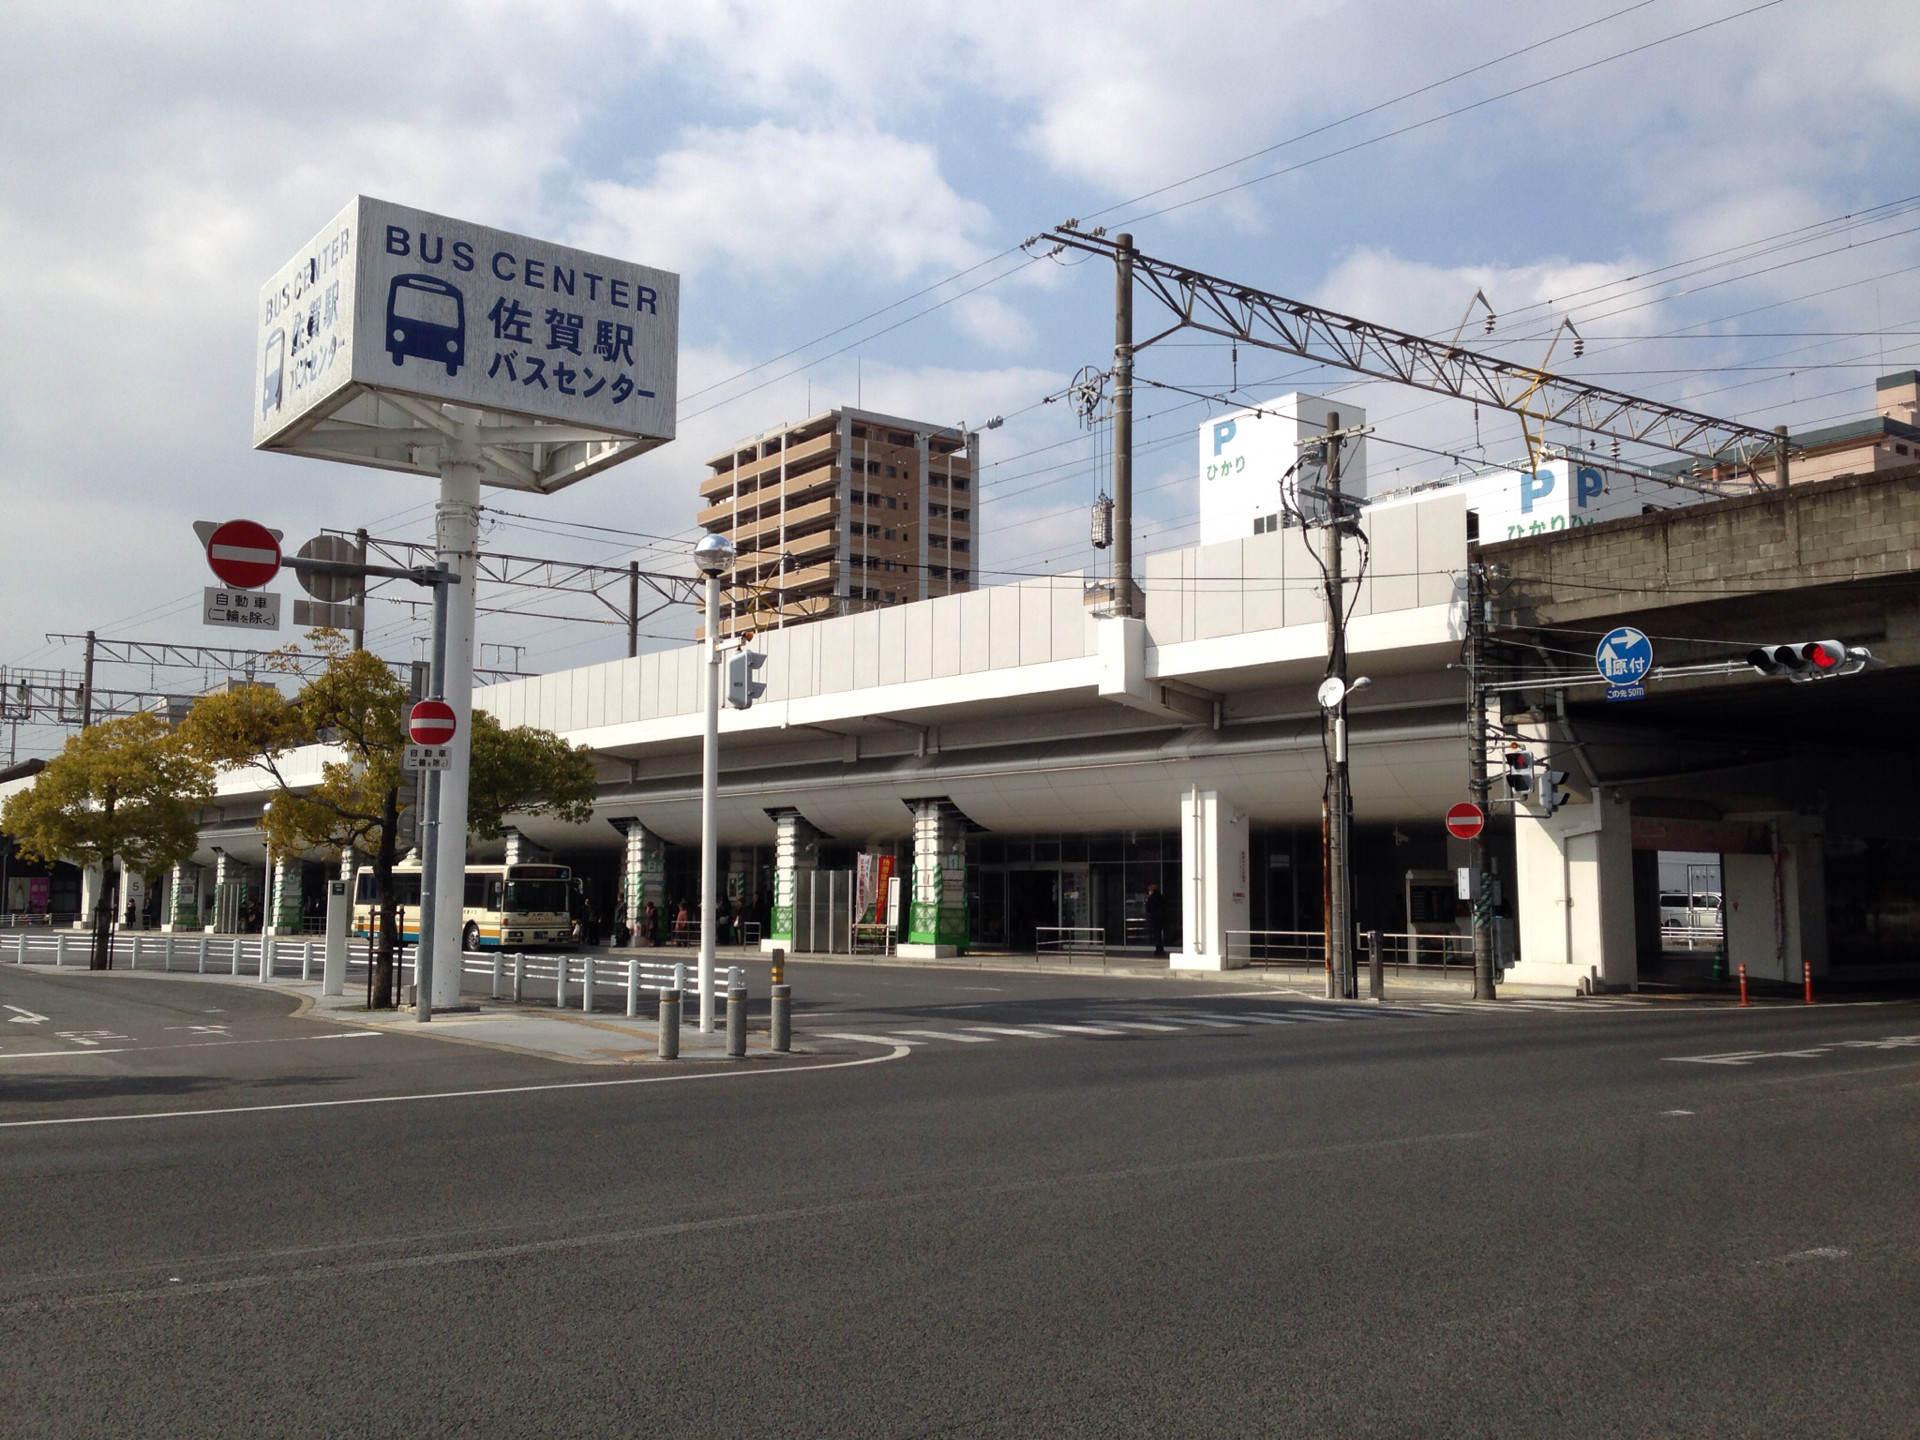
[10,448,1920,995]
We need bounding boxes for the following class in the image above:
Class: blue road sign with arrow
[1596,626,1653,701]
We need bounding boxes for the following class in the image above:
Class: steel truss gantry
[1035,228,1784,470]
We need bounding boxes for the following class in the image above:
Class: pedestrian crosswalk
[817,994,1669,1051]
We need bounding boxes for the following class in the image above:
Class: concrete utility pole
[428,426,484,1012]
[350,529,368,652]
[79,630,96,730]
[1320,414,1355,1000]
[627,561,641,658]
[1111,233,1135,617]
[1466,561,1497,1000]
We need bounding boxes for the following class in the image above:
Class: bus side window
[464,873,485,908]
[356,874,375,904]
[486,877,503,911]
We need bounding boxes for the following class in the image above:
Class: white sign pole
[429,432,483,1011]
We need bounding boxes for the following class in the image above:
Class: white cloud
[579,124,991,282]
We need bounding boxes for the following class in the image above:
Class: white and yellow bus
[353,862,574,950]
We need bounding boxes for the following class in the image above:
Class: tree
[467,709,598,841]
[0,714,212,969]
[179,633,603,1007]
[179,639,413,1007]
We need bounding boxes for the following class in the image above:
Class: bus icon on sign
[386,273,465,376]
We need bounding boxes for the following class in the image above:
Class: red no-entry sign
[409,700,458,746]
[205,519,282,590]
[1445,802,1485,839]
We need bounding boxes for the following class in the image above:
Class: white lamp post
[693,532,736,1032]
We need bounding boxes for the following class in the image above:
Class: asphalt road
[3,962,1917,1437]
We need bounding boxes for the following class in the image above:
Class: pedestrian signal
[726,649,767,709]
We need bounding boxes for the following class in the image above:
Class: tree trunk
[92,797,117,971]
[371,787,400,1008]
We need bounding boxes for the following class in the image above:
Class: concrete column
[613,819,666,944]
[901,802,968,959]
[209,853,236,933]
[1508,786,1636,995]
[77,863,104,931]
[767,812,818,953]
[1172,788,1248,970]
[267,857,302,937]
[166,862,199,933]
[502,827,545,866]
[121,866,144,929]
[1724,814,1827,983]
[726,845,754,927]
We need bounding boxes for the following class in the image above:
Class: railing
[0,929,746,1013]
[1661,922,1725,952]
[1226,929,1475,976]
[1226,930,1325,967]
[851,923,895,956]
[1376,930,1474,973]
[1035,926,1106,961]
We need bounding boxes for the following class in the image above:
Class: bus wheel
[462,922,479,952]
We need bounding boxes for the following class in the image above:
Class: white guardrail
[1,931,744,1014]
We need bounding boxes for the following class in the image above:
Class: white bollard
[15,934,25,965]
[512,952,524,1004]
[56,933,67,967]
[673,961,687,1004]
[231,940,241,976]
[197,937,208,974]
[491,951,503,1000]
[131,935,142,970]
[627,958,640,1018]
[554,955,568,1009]
[164,935,176,972]
[259,938,272,982]
[302,940,314,981]
[581,956,595,1013]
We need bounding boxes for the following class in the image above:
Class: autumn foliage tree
[179,634,600,1007]
[0,713,213,969]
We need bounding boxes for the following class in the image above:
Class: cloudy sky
[3,0,1917,757]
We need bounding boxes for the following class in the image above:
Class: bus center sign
[253,196,679,493]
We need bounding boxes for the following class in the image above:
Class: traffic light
[1503,749,1534,799]
[726,648,767,709]
[1538,767,1571,814]
[1746,639,1877,681]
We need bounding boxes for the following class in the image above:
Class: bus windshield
[394,285,459,328]
[502,879,569,915]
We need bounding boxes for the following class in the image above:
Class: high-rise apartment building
[697,407,976,636]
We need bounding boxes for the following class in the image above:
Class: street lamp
[693,531,736,1032]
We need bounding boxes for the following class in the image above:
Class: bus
[353,862,573,950]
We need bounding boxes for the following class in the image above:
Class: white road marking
[960,1026,1060,1039]
[1030,1023,1130,1036]
[0,1044,913,1130]
[1150,1016,1242,1029]
[890,1029,995,1043]
[1666,1036,1920,1066]
[1105,1021,1185,1032]
[5,1006,49,1026]
[0,1032,383,1063]
[1230,1013,1302,1025]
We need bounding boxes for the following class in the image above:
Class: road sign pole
[414,566,452,1024]
[428,439,483,1012]
[699,567,721,1033]
[1467,562,1497,1000]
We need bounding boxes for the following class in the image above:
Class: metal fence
[1,930,746,1013]
[1035,926,1106,961]
[1661,922,1725,952]
[1226,929,1476,976]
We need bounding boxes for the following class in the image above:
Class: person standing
[1144,882,1168,959]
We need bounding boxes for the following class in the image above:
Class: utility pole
[1320,414,1355,1000]
[351,529,368,652]
[1111,233,1135,617]
[1466,561,1497,999]
[627,561,641,658]
[79,630,96,730]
